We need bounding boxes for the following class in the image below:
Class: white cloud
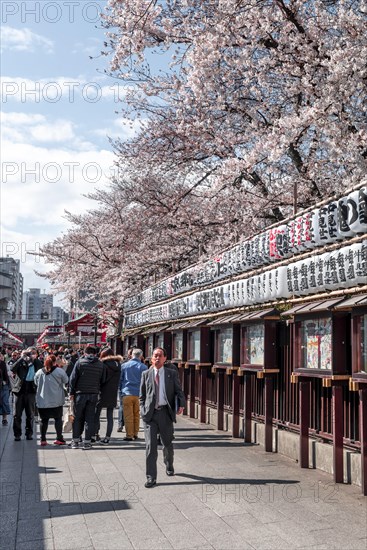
[1,26,54,54]
[1,110,115,295]
[0,111,96,148]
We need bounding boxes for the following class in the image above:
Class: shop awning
[282,298,345,316]
[208,314,243,326]
[139,325,170,336]
[168,321,192,331]
[237,308,279,321]
[178,319,208,329]
[334,293,367,309]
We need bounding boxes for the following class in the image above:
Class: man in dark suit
[140,347,186,488]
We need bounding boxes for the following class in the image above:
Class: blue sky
[1,1,138,306]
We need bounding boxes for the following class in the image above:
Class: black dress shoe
[166,467,174,476]
[144,478,156,488]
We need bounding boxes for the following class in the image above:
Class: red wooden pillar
[359,388,367,496]
[299,379,310,468]
[243,374,252,443]
[232,372,240,438]
[182,367,189,416]
[199,368,207,424]
[332,384,344,483]
[189,366,196,418]
[216,370,224,431]
[264,376,273,452]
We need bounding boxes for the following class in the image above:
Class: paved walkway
[0,410,366,550]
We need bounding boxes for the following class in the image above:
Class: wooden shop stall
[238,308,281,450]
[208,314,242,434]
[336,293,367,494]
[286,297,350,483]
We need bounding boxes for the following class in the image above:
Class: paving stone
[15,539,55,550]
[1,415,366,550]
[89,531,133,549]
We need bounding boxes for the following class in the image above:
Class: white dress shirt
[154,367,168,406]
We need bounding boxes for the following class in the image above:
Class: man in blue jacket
[120,348,147,441]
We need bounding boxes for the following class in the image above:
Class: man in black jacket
[68,345,106,450]
[11,348,43,441]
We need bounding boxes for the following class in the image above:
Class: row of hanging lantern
[125,240,367,327]
[124,186,367,314]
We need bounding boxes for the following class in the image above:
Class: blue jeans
[72,393,98,441]
[0,384,11,415]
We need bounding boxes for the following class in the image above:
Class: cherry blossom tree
[40,0,366,318]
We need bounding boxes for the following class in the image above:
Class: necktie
[155,370,160,409]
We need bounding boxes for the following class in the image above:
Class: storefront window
[188,330,200,361]
[242,324,265,365]
[156,333,164,349]
[146,336,153,358]
[358,314,367,373]
[216,327,233,364]
[173,332,183,360]
[301,317,332,369]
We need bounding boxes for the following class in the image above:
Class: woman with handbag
[34,355,69,446]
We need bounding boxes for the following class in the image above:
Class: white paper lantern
[302,212,314,248]
[259,231,270,264]
[274,266,292,299]
[337,196,354,238]
[288,220,297,253]
[348,187,367,234]
[251,236,261,267]
[310,209,320,247]
[295,216,307,251]
[350,242,367,285]
[332,246,351,288]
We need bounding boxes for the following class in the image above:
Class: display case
[288,298,349,378]
[182,320,211,420]
[237,308,280,450]
[209,314,242,433]
[334,293,367,496]
[286,297,350,483]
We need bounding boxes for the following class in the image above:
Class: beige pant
[122,395,140,438]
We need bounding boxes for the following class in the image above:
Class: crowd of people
[0,344,185,487]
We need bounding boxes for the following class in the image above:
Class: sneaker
[99,438,110,445]
[68,440,79,449]
[40,440,47,447]
[53,439,66,446]
[82,442,92,450]
[90,437,96,443]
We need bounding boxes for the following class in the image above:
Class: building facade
[0,258,23,324]
[120,183,367,495]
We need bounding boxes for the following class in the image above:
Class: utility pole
[93,314,98,347]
